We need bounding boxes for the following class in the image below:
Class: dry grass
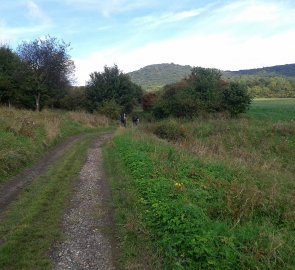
[67,111,109,128]
[0,106,110,182]
[44,116,62,141]
[271,122,295,136]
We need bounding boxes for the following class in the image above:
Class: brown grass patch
[272,122,295,136]
[67,111,109,128]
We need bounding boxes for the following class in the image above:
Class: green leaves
[109,130,295,269]
[152,67,252,119]
[86,65,143,113]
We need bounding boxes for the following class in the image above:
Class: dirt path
[51,133,116,270]
[0,135,85,220]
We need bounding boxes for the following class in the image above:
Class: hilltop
[128,63,192,91]
[226,63,295,77]
[128,63,295,90]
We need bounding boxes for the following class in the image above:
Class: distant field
[247,98,295,121]
[105,98,295,269]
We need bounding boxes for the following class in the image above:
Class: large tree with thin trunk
[17,36,75,111]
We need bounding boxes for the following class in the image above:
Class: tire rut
[0,134,86,220]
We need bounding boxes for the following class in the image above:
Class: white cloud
[229,4,279,23]
[132,8,205,28]
[215,0,295,25]
[73,29,295,85]
[66,0,158,17]
[0,20,46,44]
[0,1,52,44]
[26,0,51,25]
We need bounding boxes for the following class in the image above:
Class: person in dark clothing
[132,115,139,126]
[120,112,126,127]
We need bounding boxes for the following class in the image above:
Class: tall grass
[105,98,295,269]
[0,107,109,183]
[67,111,109,128]
[144,99,295,175]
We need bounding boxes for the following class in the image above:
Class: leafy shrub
[152,119,187,141]
[141,92,159,111]
[152,67,252,118]
[96,99,122,120]
[86,65,143,113]
[222,82,252,116]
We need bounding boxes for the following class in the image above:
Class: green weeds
[105,128,295,269]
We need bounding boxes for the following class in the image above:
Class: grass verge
[103,131,163,270]
[0,133,98,270]
[104,129,295,269]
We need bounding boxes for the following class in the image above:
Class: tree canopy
[152,67,251,118]
[17,36,75,111]
[86,65,143,113]
[0,45,23,107]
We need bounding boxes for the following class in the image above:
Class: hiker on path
[120,112,127,127]
[132,115,139,126]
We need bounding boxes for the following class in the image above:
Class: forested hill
[128,63,295,91]
[226,63,295,77]
[128,63,192,90]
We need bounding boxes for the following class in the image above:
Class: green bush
[151,67,252,119]
[222,82,252,116]
[97,99,122,120]
[152,119,187,141]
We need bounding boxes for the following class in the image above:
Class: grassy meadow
[0,107,109,183]
[104,98,295,269]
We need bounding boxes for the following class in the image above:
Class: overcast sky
[1,0,295,85]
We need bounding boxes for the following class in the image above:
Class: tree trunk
[35,93,41,111]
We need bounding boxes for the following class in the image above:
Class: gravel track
[52,134,116,270]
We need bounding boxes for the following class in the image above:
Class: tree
[17,36,75,111]
[86,65,143,113]
[0,45,22,107]
[152,67,251,118]
[190,67,225,111]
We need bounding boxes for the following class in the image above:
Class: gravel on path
[52,134,116,270]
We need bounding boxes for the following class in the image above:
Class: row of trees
[0,37,143,115]
[1,36,250,118]
[143,67,251,118]
[230,75,295,98]
[55,66,143,119]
